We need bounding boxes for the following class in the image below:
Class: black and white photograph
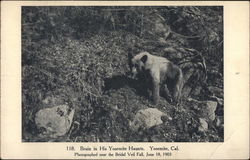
[21,6,224,142]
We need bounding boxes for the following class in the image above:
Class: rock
[207,86,223,98]
[214,116,224,127]
[199,101,217,121]
[198,118,208,132]
[192,86,203,96]
[129,108,169,131]
[207,95,223,106]
[187,99,218,122]
[35,105,75,138]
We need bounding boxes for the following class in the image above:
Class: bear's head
[129,52,148,78]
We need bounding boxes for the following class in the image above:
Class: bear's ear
[140,55,148,63]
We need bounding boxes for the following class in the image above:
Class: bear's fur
[129,51,183,104]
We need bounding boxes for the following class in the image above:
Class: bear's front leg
[152,79,160,104]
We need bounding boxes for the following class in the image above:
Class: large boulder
[129,108,170,131]
[35,105,75,138]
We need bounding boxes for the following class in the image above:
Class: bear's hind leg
[163,84,173,103]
